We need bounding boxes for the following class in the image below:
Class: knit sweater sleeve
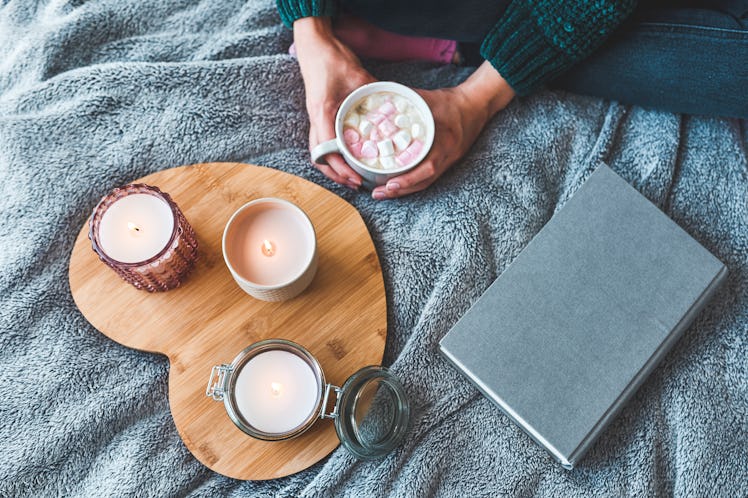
[480,0,637,95]
[276,0,337,28]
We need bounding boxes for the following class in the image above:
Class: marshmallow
[409,139,424,156]
[366,94,384,109]
[406,109,421,123]
[361,157,379,167]
[378,118,399,137]
[358,120,374,136]
[377,139,395,156]
[392,130,411,151]
[361,140,379,158]
[370,128,382,142]
[380,156,397,169]
[344,113,359,128]
[394,114,411,128]
[378,101,397,117]
[395,152,411,167]
[367,112,386,125]
[393,96,409,113]
[411,123,423,139]
[395,139,424,167]
[347,141,363,158]
[343,128,361,145]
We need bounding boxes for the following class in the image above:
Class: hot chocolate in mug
[311,81,435,188]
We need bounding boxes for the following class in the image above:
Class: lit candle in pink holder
[89,184,198,292]
[222,198,317,302]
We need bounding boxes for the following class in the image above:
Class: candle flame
[127,221,141,233]
[261,239,275,257]
[270,382,283,398]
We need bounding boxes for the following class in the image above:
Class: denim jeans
[551,1,748,119]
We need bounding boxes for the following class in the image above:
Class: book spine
[439,344,574,469]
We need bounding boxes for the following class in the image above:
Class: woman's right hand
[293,17,376,190]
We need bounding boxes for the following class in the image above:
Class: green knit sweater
[276,0,637,95]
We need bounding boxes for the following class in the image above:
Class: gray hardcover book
[439,165,727,469]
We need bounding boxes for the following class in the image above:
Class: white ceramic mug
[310,81,435,188]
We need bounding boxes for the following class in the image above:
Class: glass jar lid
[207,341,410,458]
[326,366,410,459]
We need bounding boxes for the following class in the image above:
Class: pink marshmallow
[370,128,382,142]
[395,151,413,167]
[378,118,399,137]
[360,140,379,158]
[347,141,363,158]
[378,102,397,117]
[367,112,386,125]
[343,128,361,145]
[408,139,424,156]
[395,140,424,166]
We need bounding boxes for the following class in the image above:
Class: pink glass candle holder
[89,184,198,292]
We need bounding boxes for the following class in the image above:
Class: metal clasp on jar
[206,364,232,401]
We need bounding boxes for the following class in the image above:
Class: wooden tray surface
[68,162,387,480]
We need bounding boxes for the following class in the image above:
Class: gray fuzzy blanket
[1,1,746,496]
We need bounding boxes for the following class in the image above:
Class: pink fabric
[288,15,457,64]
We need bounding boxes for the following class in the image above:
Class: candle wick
[127,221,141,233]
[271,382,282,398]
[262,239,275,257]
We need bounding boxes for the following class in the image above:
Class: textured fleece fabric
[1,1,746,496]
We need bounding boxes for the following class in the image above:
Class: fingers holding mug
[310,126,362,190]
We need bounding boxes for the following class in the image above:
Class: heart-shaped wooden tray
[68,162,387,480]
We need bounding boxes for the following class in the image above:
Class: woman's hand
[293,17,376,190]
[372,61,516,199]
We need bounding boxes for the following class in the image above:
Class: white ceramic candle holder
[222,198,317,302]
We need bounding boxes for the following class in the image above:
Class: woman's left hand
[372,61,516,200]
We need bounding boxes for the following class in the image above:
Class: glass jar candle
[206,339,410,459]
[89,184,198,291]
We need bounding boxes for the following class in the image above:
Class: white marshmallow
[380,156,397,169]
[394,114,410,128]
[344,113,360,128]
[392,130,411,151]
[358,120,374,136]
[411,123,423,139]
[362,157,379,167]
[393,96,409,112]
[377,139,395,156]
[366,94,384,109]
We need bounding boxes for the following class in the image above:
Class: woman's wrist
[458,61,516,121]
[293,17,336,51]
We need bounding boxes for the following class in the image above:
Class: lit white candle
[233,350,320,434]
[225,203,313,285]
[223,198,317,301]
[98,193,175,263]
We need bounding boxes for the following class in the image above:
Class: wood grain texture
[68,163,387,480]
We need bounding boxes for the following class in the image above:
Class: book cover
[439,165,727,469]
